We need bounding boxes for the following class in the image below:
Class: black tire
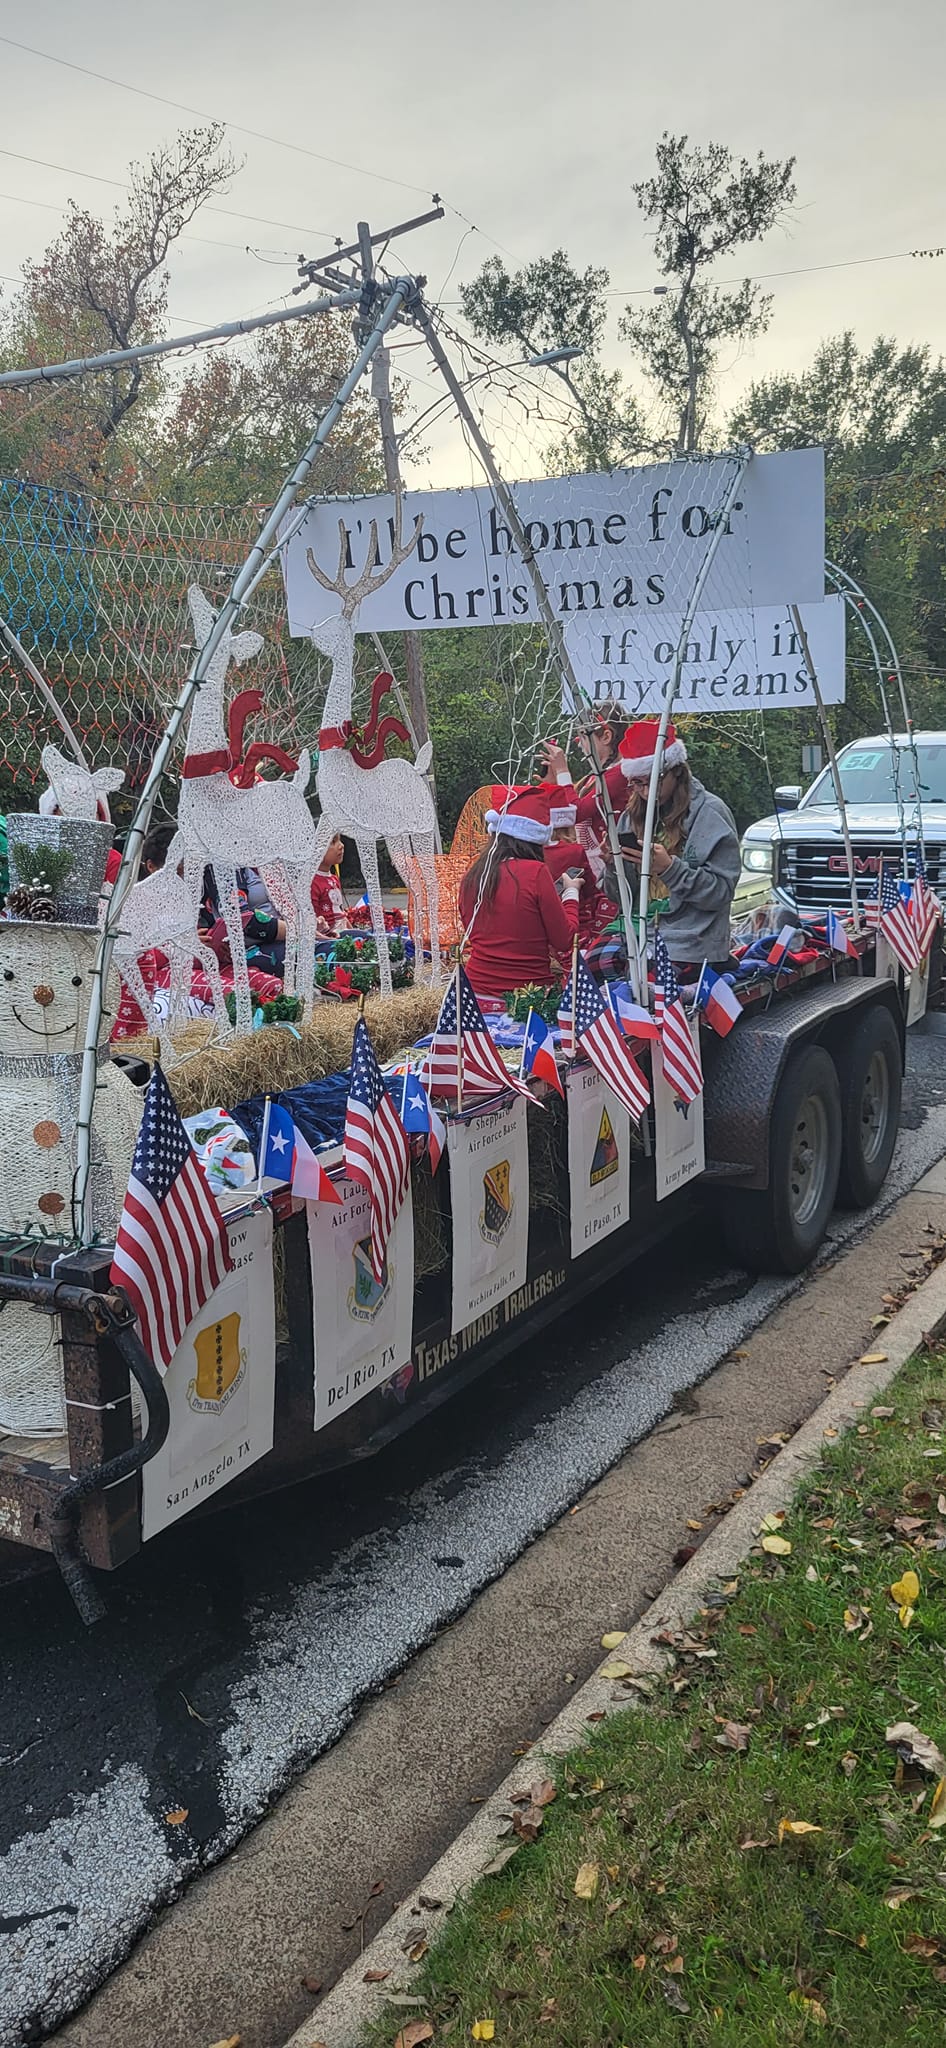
[721,1043,842,1275]
[834,1003,902,1209]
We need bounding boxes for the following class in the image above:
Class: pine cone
[27,895,56,922]
[5,885,35,918]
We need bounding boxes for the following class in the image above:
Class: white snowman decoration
[0,784,142,1436]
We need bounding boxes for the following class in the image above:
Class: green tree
[460,251,645,470]
[621,133,796,454]
[729,334,946,741]
[0,127,236,492]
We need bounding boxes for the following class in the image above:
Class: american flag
[653,932,703,1104]
[424,966,533,1103]
[345,1017,411,1283]
[912,848,941,957]
[877,862,921,972]
[572,953,650,1122]
[110,1065,232,1372]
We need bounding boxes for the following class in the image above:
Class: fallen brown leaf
[904,1933,944,1959]
[483,1846,519,1876]
[394,2025,434,2048]
[363,1968,391,1983]
[885,1886,922,1909]
[532,1778,557,1808]
[778,1818,823,1843]
[300,1974,323,1993]
[632,1953,648,1970]
[739,1835,776,1851]
[886,1722,946,1778]
[715,1720,752,1753]
[661,1976,691,2014]
[164,1807,188,1828]
[206,2038,241,2048]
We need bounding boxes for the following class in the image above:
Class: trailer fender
[703,975,904,1191]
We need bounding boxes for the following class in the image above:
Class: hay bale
[154,987,444,1120]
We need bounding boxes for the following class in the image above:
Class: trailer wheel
[834,1003,902,1209]
[721,1044,841,1274]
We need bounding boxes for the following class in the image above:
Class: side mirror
[774,784,803,811]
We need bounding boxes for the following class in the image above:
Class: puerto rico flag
[695,961,743,1037]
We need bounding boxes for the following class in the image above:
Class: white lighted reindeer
[306,499,442,995]
[111,851,229,1045]
[176,587,320,1035]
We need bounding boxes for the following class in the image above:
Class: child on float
[458,785,581,1004]
[539,783,610,943]
[310,834,347,934]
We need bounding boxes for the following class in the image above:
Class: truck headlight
[741,844,774,875]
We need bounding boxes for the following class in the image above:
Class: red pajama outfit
[459,860,579,1002]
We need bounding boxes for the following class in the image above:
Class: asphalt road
[3,1031,946,2048]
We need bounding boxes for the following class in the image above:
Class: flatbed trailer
[0,945,907,1612]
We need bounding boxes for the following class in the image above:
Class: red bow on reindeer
[182,690,300,784]
[319,671,410,770]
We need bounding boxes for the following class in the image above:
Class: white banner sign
[653,1029,706,1203]
[448,1100,530,1335]
[566,1065,631,1260]
[308,1178,414,1429]
[562,595,845,716]
[142,1206,276,1540]
[282,449,824,636]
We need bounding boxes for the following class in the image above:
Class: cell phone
[617,828,640,852]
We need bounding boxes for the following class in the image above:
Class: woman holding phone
[613,719,740,977]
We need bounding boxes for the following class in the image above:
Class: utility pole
[357,222,432,763]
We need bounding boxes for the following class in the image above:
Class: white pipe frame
[789,601,861,932]
[72,279,411,1244]
[0,292,363,391]
[637,453,752,946]
[826,559,924,872]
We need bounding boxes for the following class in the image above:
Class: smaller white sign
[562,595,845,717]
[142,1207,276,1540]
[448,1100,530,1335]
[308,1178,414,1429]
[653,1027,706,1202]
[907,951,931,1027]
[566,1066,631,1260]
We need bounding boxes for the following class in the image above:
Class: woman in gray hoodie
[613,719,740,975]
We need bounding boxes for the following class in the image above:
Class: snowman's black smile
[12,1007,78,1039]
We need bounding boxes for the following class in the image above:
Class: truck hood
[744,804,942,844]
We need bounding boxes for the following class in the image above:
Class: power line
[0,146,340,242]
[610,245,946,299]
[0,32,435,200]
[0,184,294,257]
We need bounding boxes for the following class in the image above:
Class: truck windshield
[803,744,946,807]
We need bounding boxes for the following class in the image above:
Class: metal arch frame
[826,559,925,871]
[73,276,414,1244]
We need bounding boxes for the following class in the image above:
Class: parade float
[0,245,938,1616]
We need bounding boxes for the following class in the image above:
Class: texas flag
[825,908,858,958]
[695,962,743,1037]
[521,1008,564,1096]
[768,924,799,970]
[606,982,660,1042]
[398,1071,446,1172]
[292,1123,342,1204]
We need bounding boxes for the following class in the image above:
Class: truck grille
[778,840,945,912]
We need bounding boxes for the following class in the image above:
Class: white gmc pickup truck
[739,731,946,919]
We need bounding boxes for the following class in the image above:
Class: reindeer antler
[305,488,423,619]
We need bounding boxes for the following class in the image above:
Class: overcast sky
[1,0,943,485]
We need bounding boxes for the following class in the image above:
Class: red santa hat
[484,784,552,844]
[618,718,687,780]
[535,779,578,829]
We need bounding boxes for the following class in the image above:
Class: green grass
[365,1350,946,2046]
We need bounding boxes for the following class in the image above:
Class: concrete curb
[286,1250,946,2048]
